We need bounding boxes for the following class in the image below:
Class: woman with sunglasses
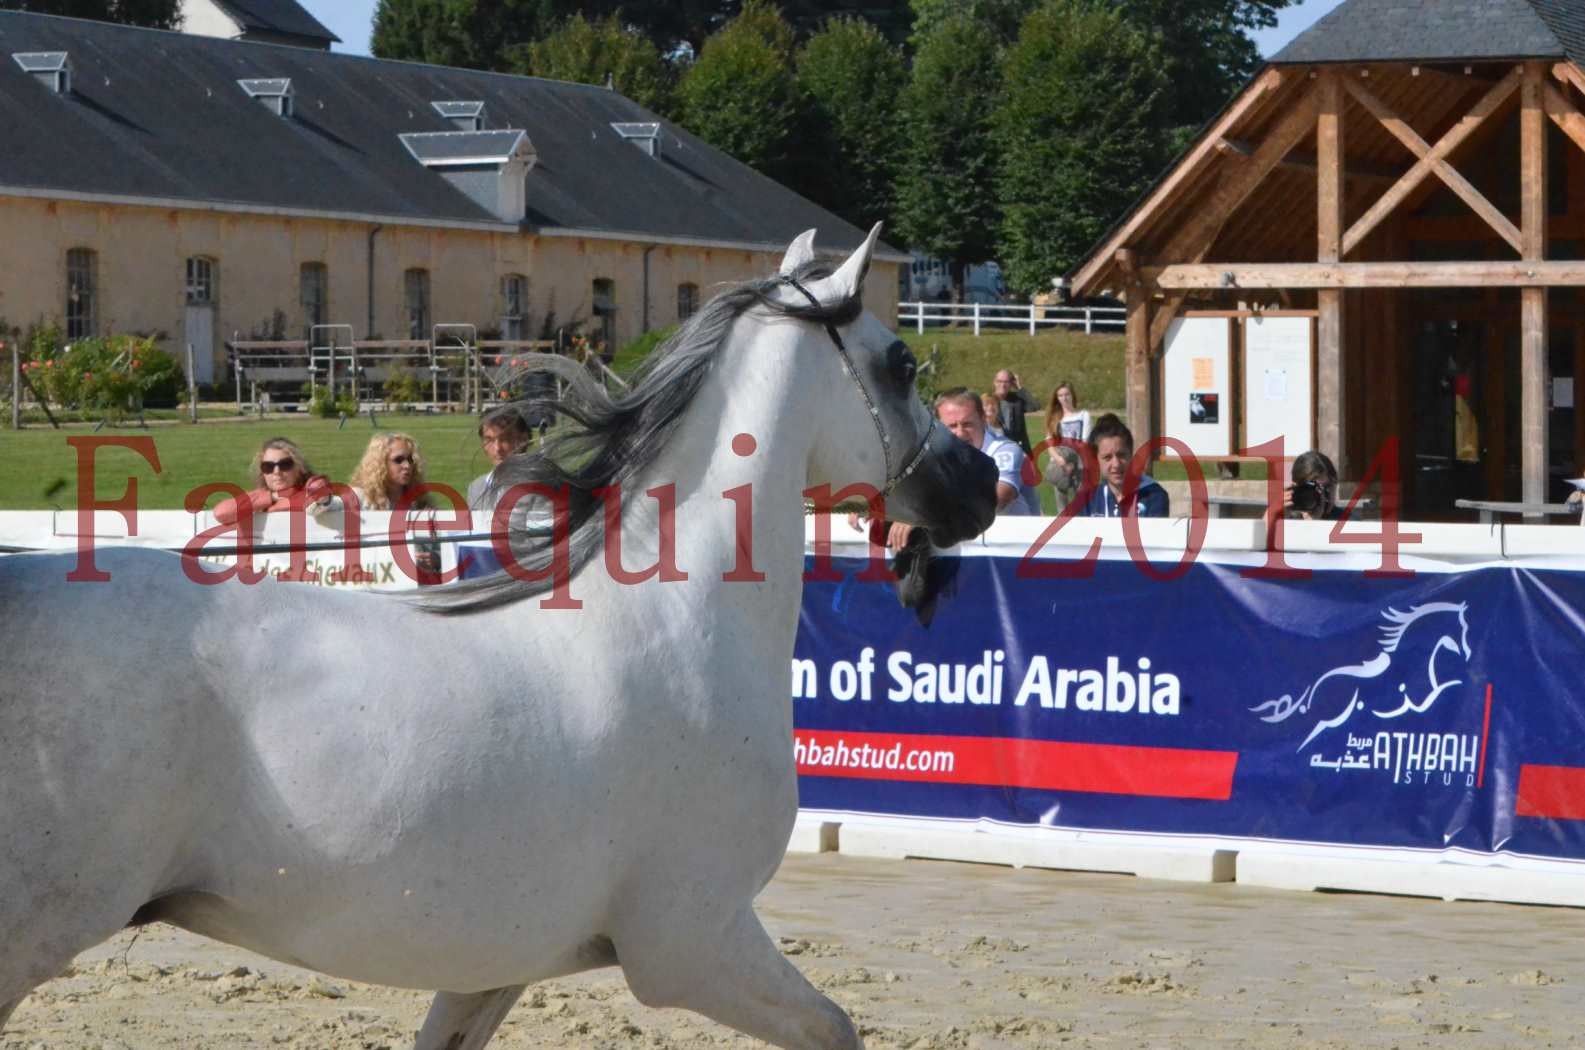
[349,432,431,512]
[214,437,337,525]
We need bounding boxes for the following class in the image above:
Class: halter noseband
[782,276,937,497]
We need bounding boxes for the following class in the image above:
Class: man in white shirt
[936,389,1040,516]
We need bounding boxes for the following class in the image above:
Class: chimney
[399,129,536,224]
[611,122,661,159]
[238,78,294,117]
[12,51,71,94]
[432,100,486,131]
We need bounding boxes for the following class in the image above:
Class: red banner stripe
[794,729,1238,801]
[1515,764,1585,820]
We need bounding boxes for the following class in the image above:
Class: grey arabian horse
[0,226,998,1049]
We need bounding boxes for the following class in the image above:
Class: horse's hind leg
[413,986,526,1050]
[619,905,862,1050]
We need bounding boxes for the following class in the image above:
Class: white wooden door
[185,304,215,385]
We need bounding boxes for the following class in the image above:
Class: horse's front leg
[413,985,526,1050]
[618,905,863,1050]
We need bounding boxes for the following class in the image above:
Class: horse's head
[781,226,998,549]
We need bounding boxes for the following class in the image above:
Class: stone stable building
[0,11,901,388]
[1069,0,1585,519]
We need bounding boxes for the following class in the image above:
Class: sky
[301,0,1346,60]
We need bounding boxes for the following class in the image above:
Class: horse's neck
[581,322,813,624]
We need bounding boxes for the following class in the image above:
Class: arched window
[501,273,528,340]
[677,282,699,322]
[405,268,431,341]
[299,262,328,336]
[66,247,97,340]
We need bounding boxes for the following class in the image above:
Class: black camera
[1291,479,1328,516]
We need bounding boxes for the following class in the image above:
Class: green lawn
[0,413,490,510]
[0,326,1132,511]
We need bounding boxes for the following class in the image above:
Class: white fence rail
[899,301,1126,336]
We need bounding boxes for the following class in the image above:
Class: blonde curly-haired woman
[349,432,432,511]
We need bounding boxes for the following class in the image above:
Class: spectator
[213,437,338,526]
[349,432,431,511]
[980,393,1005,435]
[1047,381,1090,444]
[1042,381,1090,512]
[467,406,533,516]
[937,388,1041,516]
[1080,414,1169,518]
[992,369,1039,455]
[1280,450,1344,521]
[850,386,1039,553]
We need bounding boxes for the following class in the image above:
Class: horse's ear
[806,222,882,305]
[779,229,818,275]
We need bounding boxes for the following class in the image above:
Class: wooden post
[1317,71,1347,478]
[1522,62,1549,515]
[1125,288,1153,454]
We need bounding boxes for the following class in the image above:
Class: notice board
[1162,316,1232,457]
[1243,315,1314,454]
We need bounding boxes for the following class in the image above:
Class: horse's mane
[420,260,863,615]
[1377,602,1467,653]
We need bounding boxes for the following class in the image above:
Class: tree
[907,0,1036,45]
[514,13,674,115]
[0,0,178,28]
[1116,0,1294,130]
[791,16,905,230]
[371,0,565,72]
[995,0,1169,296]
[892,12,1002,292]
[675,0,799,180]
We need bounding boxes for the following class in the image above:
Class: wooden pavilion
[1068,0,1585,518]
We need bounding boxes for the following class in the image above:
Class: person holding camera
[1278,450,1344,521]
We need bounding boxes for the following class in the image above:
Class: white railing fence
[899,301,1126,337]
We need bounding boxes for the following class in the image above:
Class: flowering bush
[24,332,184,417]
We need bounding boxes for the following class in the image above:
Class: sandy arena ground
[5,852,1585,1050]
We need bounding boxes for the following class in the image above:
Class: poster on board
[1163,316,1232,457]
[1243,315,1314,455]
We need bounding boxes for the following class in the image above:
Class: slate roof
[0,11,892,257]
[209,0,338,45]
[1272,0,1577,65]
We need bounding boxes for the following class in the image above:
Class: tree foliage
[675,0,799,179]
[514,12,674,115]
[792,16,906,231]
[371,0,566,72]
[0,0,179,28]
[1117,0,1292,130]
[907,0,1036,45]
[996,0,1169,296]
[893,12,1003,287]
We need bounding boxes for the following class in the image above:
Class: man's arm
[995,482,1020,510]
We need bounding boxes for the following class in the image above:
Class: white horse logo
[1249,601,1473,752]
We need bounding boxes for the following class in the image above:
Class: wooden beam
[1553,60,1585,99]
[1340,67,1522,257]
[1148,293,1187,358]
[1144,260,1585,289]
[1522,62,1549,513]
[1317,72,1347,476]
[1156,87,1320,267]
[1343,71,1524,255]
[1544,80,1585,156]
[1069,67,1289,297]
[1125,292,1153,454]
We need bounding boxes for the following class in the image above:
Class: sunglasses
[390,454,414,465]
[260,458,296,474]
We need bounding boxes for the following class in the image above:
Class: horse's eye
[887,343,917,385]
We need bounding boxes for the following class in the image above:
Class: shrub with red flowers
[25,328,185,418]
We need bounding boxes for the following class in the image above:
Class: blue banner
[793,554,1585,862]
